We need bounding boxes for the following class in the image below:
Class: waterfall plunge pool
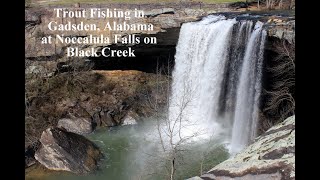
[26,120,230,180]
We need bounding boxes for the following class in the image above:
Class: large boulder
[57,104,96,135]
[35,127,103,174]
[121,111,139,126]
[188,115,295,180]
[57,118,94,135]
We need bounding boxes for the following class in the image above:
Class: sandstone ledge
[187,115,295,180]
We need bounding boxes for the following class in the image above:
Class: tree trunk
[271,0,275,9]
[279,0,283,9]
[290,0,295,9]
[170,157,175,180]
[266,0,273,10]
[246,0,248,11]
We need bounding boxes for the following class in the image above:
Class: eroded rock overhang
[25,6,295,74]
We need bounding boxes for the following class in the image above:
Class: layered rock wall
[187,115,295,180]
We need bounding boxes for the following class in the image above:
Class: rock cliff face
[187,115,295,180]
[25,6,221,58]
[25,7,295,79]
[266,18,295,44]
[25,5,295,58]
[25,70,169,147]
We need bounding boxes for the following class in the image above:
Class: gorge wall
[25,4,295,175]
[25,5,295,75]
[25,4,295,143]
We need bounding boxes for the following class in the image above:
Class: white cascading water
[230,22,267,155]
[168,15,236,143]
[169,15,267,154]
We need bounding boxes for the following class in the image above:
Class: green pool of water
[27,121,230,180]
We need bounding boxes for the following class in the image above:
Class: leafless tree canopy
[142,58,209,180]
[260,39,295,131]
[254,0,295,9]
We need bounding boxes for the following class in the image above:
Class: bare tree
[257,0,295,9]
[279,0,283,9]
[262,40,295,130]
[141,57,207,180]
[290,0,295,9]
[158,85,195,180]
[265,0,275,9]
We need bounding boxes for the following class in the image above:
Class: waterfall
[169,15,266,154]
[230,22,267,155]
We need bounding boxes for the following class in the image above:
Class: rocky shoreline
[187,116,295,180]
[25,70,170,173]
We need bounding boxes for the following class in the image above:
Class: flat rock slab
[187,115,295,180]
